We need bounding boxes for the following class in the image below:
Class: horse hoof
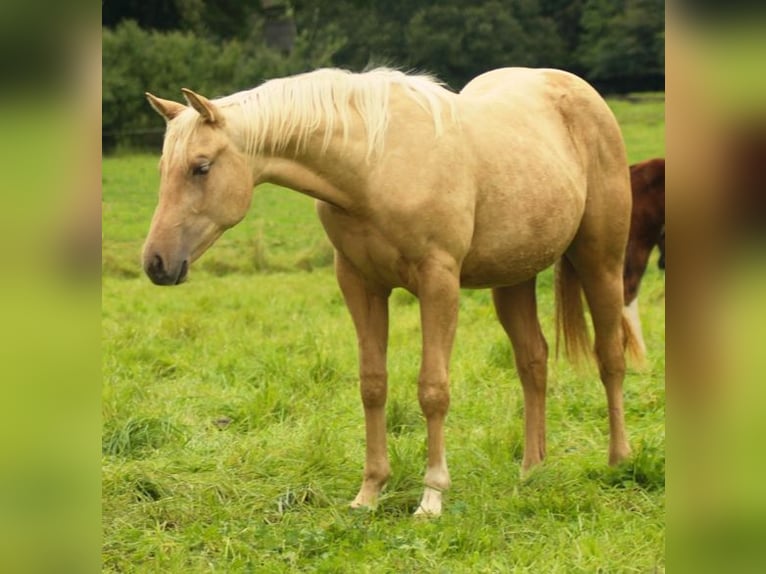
[349,493,377,511]
[414,486,442,517]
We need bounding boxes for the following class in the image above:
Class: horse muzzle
[144,253,189,286]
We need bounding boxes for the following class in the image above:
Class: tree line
[103,0,664,149]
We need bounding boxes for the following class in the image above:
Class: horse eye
[192,163,210,176]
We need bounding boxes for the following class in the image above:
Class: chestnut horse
[623,158,665,356]
[142,67,640,516]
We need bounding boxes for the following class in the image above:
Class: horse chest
[316,202,451,290]
[316,205,395,279]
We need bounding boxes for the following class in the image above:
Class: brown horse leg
[413,257,460,516]
[335,253,392,508]
[492,279,549,473]
[623,238,653,356]
[571,256,632,465]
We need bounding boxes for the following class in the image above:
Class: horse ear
[181,88,219,124]
[145,93,186,121]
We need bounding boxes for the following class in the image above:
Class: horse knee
[359,371,387,408]
[418,376,450,417]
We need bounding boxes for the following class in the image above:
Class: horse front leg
[413,257,460,517]
[335,253,391,509]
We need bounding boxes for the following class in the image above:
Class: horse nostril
[146,253,165,276]
[145,252,187,286]
[145,253,169,284]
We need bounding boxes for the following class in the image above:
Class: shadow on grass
[586,439,665,491]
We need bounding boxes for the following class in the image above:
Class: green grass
[102,95,665,572]
[609,93,665,163]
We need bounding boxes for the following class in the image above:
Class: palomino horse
[623,158,665,356]
[143,67,640,516]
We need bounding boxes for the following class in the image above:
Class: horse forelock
[206,67,454,160]
[161,108,207,168]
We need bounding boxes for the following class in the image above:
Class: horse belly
[459,239,567,288]
[459,188,584,289]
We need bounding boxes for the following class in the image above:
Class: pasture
[102,93,665,572]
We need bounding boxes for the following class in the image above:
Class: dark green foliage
[406,2,552,88]
[578,0,665,91]
[102,19,338,149]
[103,1,665,148]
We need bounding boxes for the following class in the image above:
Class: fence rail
[103,128,165,152]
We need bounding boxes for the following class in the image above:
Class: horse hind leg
[492,279,549,473]
[567,246,632,465]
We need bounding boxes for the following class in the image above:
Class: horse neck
[223,78,450,209]
[244,118,374,211]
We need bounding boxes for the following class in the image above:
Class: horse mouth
[175,259,189,284]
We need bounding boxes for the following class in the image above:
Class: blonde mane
[164,67,455,163]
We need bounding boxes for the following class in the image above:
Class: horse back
[459,67,628,209]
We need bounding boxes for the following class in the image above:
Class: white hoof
[350,494,377,511]
[414,486,442,517]
[350,479,385,510]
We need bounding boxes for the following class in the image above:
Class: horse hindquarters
[555,81,636,463]
[561,165,637,464]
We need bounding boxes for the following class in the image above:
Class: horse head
[141,90,254,285]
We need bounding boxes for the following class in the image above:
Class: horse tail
[555,256,648,368]
[554,257,592,366]
[622,305,648,369]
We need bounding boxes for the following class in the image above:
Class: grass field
[102,94,665,572]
